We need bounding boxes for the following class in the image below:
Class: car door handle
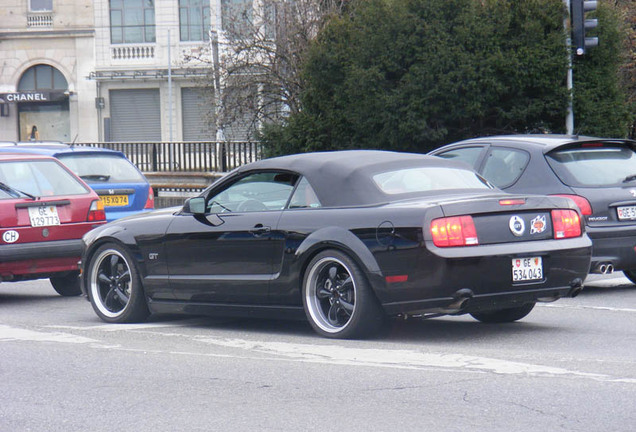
[250,224,271,236]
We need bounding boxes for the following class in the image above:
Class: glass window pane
[35,65,53,89]
[124,8,143,25]
[145,25,155,42]
[481,148,529,188]
[52,69,68,90]
[179,8,189,41]
[111,27,123,43]
[111,0,123,9]
[111,10,122,26]
[30,0,52,12]
[18,68,36,91]
[124,26,143,43]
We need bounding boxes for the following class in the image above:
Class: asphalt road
[1,274,634,432]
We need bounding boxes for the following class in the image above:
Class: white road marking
[0,324,96,344]
[538,303,636,313]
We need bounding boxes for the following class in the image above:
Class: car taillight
[144,186,155,209]
[551,209,581,239]
[88,199,106,222]
[551,194,592,216]
[430,215,479,247]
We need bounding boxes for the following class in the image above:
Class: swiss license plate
[28,206,60,227]
[512,257,543,282]
[617,205,636,221]
[101,195,129,207]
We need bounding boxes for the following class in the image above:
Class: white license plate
[512,257,543,282]
[617,206,636,220]
[28,206,60,227]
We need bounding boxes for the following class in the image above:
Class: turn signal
[88,199,106,222]
[551,194,592,216]
[551,209,581,239]
[430,215,478,247]
[144,186,155,209]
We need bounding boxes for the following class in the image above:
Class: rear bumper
[0,239,83,280]
[587,225,636,271]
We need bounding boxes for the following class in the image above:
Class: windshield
[373,167,492,195]
[57,154,145,183]
[0,159,88,198]
[546,145,636,187]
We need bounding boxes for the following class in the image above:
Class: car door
[164,171,298,303]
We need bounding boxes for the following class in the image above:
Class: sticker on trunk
[2,230,19,243]
[530,215,547,234]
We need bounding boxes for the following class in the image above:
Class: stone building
[0,0,229,143]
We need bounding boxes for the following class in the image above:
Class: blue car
[0,142,154,221]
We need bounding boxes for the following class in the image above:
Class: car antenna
[69,134,78,148]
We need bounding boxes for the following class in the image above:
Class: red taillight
[551,194,592,216]
[144,186,155,209]
[551,209,581,239]
[88,199,106,222]
[430,215,479,247]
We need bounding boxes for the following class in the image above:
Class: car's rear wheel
[50,271,81,297]
[622,270,636,285]
[87,243,149,323]
[470,302,536,323]
[302,249,386,339]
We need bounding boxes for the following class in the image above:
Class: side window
[481,147,530,188]
[206,171,299,213]
[435,146,485,168]
[288,177,322,209]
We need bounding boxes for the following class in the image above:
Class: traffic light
[571,0,599,56]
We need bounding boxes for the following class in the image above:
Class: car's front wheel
[50,271,82,297]
[302,249,386,339]
[470,302,536,323]
[86,243,149,323]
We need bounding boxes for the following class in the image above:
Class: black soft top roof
[235,150,482,207]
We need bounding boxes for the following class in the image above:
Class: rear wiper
[0,181,37,200]
[623,174,636,183]
[80,174,111,181]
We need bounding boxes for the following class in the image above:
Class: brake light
[551,194,592,216]
[551,209,581,239]
[499,199,526,206]
[88,199,106,222]
[430,215,478,247]
[144,186,155,209]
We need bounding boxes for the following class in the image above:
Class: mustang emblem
[509,215,525,237]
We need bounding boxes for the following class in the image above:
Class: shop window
[18,65,68,91]
[110,0,156,44]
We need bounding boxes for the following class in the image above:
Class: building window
[18,65,68,91]
[179,0,211,42]
[29,0,53,12]
[110,0,156,44]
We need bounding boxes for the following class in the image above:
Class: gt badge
[2,230,19,243]
[509,215,525,237]
[530,215,547,235]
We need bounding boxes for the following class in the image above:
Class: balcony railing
[27,13,53,28]
[111,45,155,60]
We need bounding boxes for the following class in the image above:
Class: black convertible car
[80,150,591,338]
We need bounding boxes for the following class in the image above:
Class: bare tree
[183,0,347,141]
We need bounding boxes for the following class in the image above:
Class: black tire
[86,243,149,323]
[470,302,536,323]
[302,249,386,339]
[623,270,636,285]
[50,272,82,297]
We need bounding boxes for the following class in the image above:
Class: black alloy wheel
[87,243,149,323]
[303,249,386,339]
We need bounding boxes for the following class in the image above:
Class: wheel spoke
[337,276,353,293]
[104,287,118,310]
[327,302,341,325]
[97,272,111,286]
[109,255,119,276]
[117,270,131,285]
[339,298,354,315]
[113,286,129,304]
[317,286,331,299]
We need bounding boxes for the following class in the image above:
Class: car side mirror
[184,197,205,215]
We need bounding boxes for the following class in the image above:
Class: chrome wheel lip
[305,257,357,334]
[89,249,131,319]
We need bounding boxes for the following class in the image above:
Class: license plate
[512,257,543,282]
[101,195,129,207]
[617,205,636,220]
[28,206,60,227]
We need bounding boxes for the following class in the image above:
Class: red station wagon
[0,153,106,296]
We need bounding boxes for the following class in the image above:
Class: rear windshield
[546,145,636,187]
[0,159,89,198]
[57,154,145,183]
[373,167,492,194]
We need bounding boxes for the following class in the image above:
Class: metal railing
[76,141,263,173]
